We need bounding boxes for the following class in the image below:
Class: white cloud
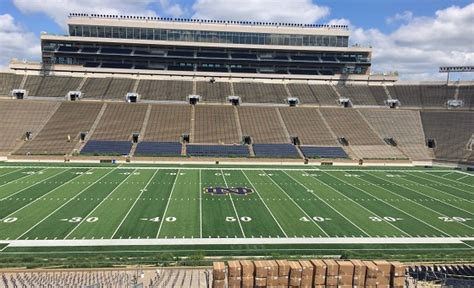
[386,11,413,24]
[159,0,184,18]
[13,0,159,29]
[192,0,330,23]
[0,14,40,69]
[344,4,474,80]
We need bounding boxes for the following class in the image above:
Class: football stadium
[0,10,473,288]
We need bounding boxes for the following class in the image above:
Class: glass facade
[69,25,349,48]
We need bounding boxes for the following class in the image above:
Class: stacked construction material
[299,260,314,287]
[373,260,392,288]
[351,260,367,287]
[213,262,226,288]
[364,260,379,287]
[227,261,242,288]
[391,261,406,288]
[288,261,303,287]
[213,259,406,287]
[311,260,327,287]
[338,260,354,287]
[240,260,255,288]
[276,260,290,286]
[324,259,339,287]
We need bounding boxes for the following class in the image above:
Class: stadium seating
[457,85,473,109]
[81,140,132,155]
[360,109,433,160]
[195,81,231,102]
[310,85,340,106]
[80,77,112,98]
[279,107,338,145]
[286,83,320,104]
[135,141,182,156]
[193,105,240,144]
[136,79,193,101]
[90,103,147,141]
[186,144,249,157]
[23,75,83,97]
[238,107,288,143]
[0,73,23,96]
[420,85,455,108]
[0,100,59,153]
[233,82,288,103]
[387,85,422,107]
[15,102,103,155]
[103,78,135,99]
[421,111,474,161]
[300,146,348,158]
[335,85,379,106]
[253,143,300,158]
[350,145,407,159]
[319,108,384,145]
[143,104,191,141]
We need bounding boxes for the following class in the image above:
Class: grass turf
[0,164,472,264]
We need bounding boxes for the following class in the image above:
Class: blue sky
[0,0,473,79]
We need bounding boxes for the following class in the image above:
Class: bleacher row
[1,99,470,162]
[1,73,472,108]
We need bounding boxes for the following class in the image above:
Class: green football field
[0,163,472,259]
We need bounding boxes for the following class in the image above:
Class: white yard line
[282,171,370,237]
[1,168,93,221]
[262,170,330,237]
[16,168,117,240]
[409,172,474,196]
[425,171,474,189]
[199,169,203,238]
[356,172,452,237]
[4,237,474,247]
[457,174,471,181]
[0,167,50,189]
[241,171,288,237]
[64,169,138,239]
[0,168,25,179]
[111,169,160,239]
[220,169,246,238]
[156,169,180,238]
[366,172,474,231]
[321,171,414,237]
[397,173,474,213]
[307,171,411,237]
[0,168,70,201]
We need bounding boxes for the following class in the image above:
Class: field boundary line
[64,169,138,239]
[1,168,93,221]
[307,171,410,237]
[156,169,180,238]
[111,169,160,239]
[221,169,245,238]
[15,168,117,240]
[262,170,330,237]
[283,171,370,237]
[0,165,460,173]
[5,237,474,247]
[357,172,452,236]
[457,174,471,181]
[241,171,288,237]
[398,173,473,214]
[366,172,474,231]
[0,168,71,201]
[417,172,474,193]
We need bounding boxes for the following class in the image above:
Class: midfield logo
[204,187,253,195]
